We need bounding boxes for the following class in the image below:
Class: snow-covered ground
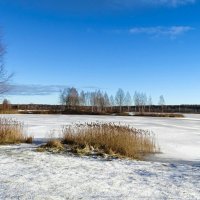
[0,114,200,199]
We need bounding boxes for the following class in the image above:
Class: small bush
[62,122,157,159]
[46,139,63,149]
[37,139,63,153]
[25,136,33,144]
[0,118,31,144]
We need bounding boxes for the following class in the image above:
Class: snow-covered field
[0,114,200,199]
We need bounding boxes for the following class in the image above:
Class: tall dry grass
[62,122,157,159]
[0,118,32,144]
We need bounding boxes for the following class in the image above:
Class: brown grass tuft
[62,122,157,159]
[0,118,27,144]
[25,136,33,144]
[46,139,63,149]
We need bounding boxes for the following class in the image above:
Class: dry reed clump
[134,113,184,118]
[62,122,157,159]
[46,139,63,149]
[25,136,33,144]
[37,139,64,152]
[0,118,32,144]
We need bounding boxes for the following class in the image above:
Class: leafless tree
[84,92,91,106]
[147,96,153,112]
[59,87,166,115]
[79,90,86,106]
[133,91,141,113]
[60,89,66,105]
[138,92,147,113]
[125,91,132,112]
[96,90,105,112]
[103,92,110,112]
[85,91,110,112]
[94,91,102,111]
[115,88,125,113]
[91,90,109,112]
[90,91,96,112]
[133,91,147,113]
[110,95,115,106]
[68,87,79,108]
[60,87,79,109]
[2,98,11,110]
[0,33,12,95]
[109,95,115,111]
[159,95,165,113]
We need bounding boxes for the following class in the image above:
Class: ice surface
[1,114,200,162]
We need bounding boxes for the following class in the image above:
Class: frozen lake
[1,113,200,163]
[0,114,200,199]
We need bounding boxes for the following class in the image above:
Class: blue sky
[0,0,200,104]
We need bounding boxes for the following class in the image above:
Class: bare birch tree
[110,95,115,111]
[0,33,12,95]
[125,91,132,112]
[103,92,110,112]
[60,87,79,109]
[79,90,86,106]
[115,88,125,113]
[90,92,96,112]
[96,90,105,112]
[133,91,147,113]
[147,96,153,112]
[159,95,165,113]
[140,92,147,113]
[133,91,141,113]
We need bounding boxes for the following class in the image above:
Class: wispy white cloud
[2,0,196,12]
[129,26,194,38]
[108,0,195,8]
[6,84,66,96]
[145,0,195,7]
[5,84,103,96]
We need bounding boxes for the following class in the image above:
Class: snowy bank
[0,144,200,200]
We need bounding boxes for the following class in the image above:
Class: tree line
[60,87,165,113]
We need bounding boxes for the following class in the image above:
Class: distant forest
[1,87,200,114]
